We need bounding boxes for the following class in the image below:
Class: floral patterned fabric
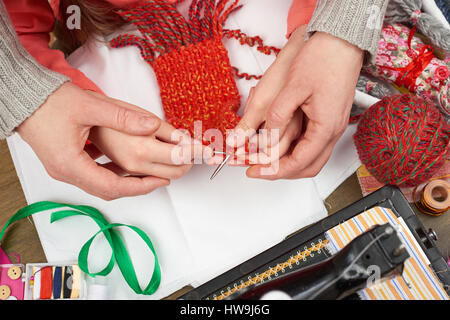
[363,23,450,122]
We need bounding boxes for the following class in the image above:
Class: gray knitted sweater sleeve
[0,0,69,139]
[307,0,389,62]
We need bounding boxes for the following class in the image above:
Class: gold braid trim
[213,240,329,300]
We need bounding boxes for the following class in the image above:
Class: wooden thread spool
[414,179,450,216]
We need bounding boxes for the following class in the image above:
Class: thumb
[84,97,161,136]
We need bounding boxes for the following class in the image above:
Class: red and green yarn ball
[354,94,450,188]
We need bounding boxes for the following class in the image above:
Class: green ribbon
[0,201,161,295]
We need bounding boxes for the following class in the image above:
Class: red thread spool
[354,94,450,188]
[39,267,53,300]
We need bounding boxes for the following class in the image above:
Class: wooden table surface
[0,138,448,298]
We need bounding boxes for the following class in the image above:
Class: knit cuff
[306,0,389,63]
[0,1,69,139]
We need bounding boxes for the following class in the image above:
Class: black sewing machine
[180,186,450,300]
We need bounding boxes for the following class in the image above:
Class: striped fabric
[325,206,449,300]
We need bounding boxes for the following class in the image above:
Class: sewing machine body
[180,186,450,300]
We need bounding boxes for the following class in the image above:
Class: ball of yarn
[354,94,450,187]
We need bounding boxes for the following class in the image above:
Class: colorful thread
[39,267,53,300]
[354,94,450,188]
[70,265,81,299]
[63,266,72,299]
[52,267,62,299]
[413,179,450,216]
[32,267,41,300]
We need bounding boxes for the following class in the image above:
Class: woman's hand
[225,26,308,166]
[17,83,176,200]
[229,30,364,179]
[87,92,212,181]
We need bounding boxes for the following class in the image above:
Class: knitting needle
[210,153,232,180]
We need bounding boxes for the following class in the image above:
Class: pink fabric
[0,265,25,300]
[4,0,310,91]
[0,248,24,300]
[0,247,11,265]
[362,23,450,113]
[287,0,317,37]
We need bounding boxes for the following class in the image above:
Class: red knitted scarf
[110,0,279,148]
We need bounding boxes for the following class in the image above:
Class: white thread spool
[260,290,292,300]
[87,284,110,300]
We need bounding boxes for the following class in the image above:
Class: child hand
[87,92,213,180]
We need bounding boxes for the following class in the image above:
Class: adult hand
[226,26,307,166]
[17,82,171,200]
[230,30,364,179]
[87,91,211,181]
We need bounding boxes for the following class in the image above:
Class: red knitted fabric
[153,39,241,142]
[354,94,450,188]
[110,0,252,147]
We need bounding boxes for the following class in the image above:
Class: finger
[144,139,200,165]
[99,162,128,176]
[71,152,170,200]
[154,123,215,163]
[250,143,334,180]
[226,88,262,148]
[265,83,311,143]
[246,121,332,180]
[233,126,299,166]
[231,26,306,149]
[287,142,335,179]
[232,110,303,166]
[81,94,162,136]
[125,162,193,180]
[154,120,190,144]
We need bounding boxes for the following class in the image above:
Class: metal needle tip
[210,154,231,180]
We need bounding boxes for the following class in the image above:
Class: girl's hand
[17,83,171,200]
[87,92,213,180]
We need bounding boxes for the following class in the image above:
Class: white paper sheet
[6,0,361,299]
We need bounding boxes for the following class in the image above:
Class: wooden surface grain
[0,138,448,292]
[0,140,46,263]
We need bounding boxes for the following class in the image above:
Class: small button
[0,285,11,300]
[7,266,22,280]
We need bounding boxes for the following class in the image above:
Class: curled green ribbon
[0,201,161,296]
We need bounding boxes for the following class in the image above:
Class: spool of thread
[87,284,110,300]
[413,179,450,216]
[260,290,292,300]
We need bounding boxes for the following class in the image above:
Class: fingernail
[226,131,237,147]
[227,131,246,149]
[140,116,158,129]
[203,146,214,159]
[246,166,259,178]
